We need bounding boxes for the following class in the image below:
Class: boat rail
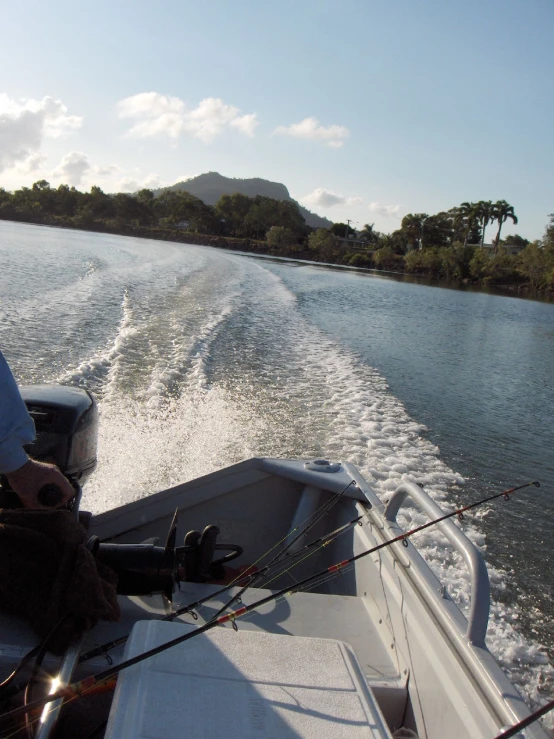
[383,481,490,646]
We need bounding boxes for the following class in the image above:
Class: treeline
[1,182,552,292]
[311,229,554,292]
[0,180,309,241]
[306,201,554,292]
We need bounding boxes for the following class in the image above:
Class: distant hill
[159,172,332,229]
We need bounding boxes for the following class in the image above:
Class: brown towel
[0,509,120,653]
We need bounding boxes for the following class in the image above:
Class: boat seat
[105,620,395,738]
[166,582,408,730]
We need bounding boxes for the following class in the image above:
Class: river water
[1,221,553,723]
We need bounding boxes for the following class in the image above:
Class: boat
[0,386,550,738]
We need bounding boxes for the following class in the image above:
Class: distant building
[337,236,373,252]
[471,242,527,257]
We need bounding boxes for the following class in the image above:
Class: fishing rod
[493,698,554,738]
[77,512,366,664]
[210,480,357,621]
[0,480,539,729]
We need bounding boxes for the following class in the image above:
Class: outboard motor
[20,384,99,484]
[0,384,98,508]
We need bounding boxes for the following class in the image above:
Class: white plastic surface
[105,620,393,738]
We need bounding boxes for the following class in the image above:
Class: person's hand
[6,459,74,509]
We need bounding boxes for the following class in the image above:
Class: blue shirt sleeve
[0,350,36,474]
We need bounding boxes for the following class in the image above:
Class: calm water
[1,221,553,720]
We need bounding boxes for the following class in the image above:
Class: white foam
[58,290,137,395]
[82,384,266,512]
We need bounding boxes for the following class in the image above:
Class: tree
[373,245,403,270]
[348,252,373,268]
[503,234,528,248]
[491,200,517,252]
[215,193,253,236]
[136,189,155,205]
[399,212,453,251]
[358,223,379,244]
[456,202,481,246]
[469,247,490,280]
[420,212,455,248]
[32,179,51,192]
[330,222,356,238]
[474,201,494,247]
[518,242,548,289]
[244,204,266,239]
[113,193,145,223]
[542,213,554,257]
[154,190,217,232]
[266,226,294,250]
[214,193,304,239]
[400,213,428,250]
[83,186,114,219]
[307,229,339,260]
[54,184,80,217]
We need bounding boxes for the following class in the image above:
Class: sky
[0,0,553,240]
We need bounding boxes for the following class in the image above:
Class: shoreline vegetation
[1,181,553,299]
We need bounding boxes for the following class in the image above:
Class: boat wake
[54,251,553,728]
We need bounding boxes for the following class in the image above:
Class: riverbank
[2,214,552,303]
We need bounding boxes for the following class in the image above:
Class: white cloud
[301,187,362,209]
[0,94,82,173]
[117,93,258,142]
[52,151,90,185]
[18,152,48,174]
[117,172,163,192]
[95,163,121,177]
[229,113,258,137]
[368,202,401,218]
[118,177,140,193]
[274,117,349,148]
[142,173,163,189]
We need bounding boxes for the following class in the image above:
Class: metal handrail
[35,635,85,739]
[384,481,490,646]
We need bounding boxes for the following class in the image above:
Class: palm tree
[491,200,518,253]
[457,202,480,247]
[359,223,379,244]
[474,201,494,247]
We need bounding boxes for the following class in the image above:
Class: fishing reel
[87,510,243,603]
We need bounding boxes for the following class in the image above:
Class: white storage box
[105,620,393,738]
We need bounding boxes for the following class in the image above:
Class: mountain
[159,172,332,229]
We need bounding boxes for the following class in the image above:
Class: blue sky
[1,0,553,239]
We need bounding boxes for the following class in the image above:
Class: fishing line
[205,515,366,629]
[199,478,356,610]
[2,480,539,731]
[240,509,367,594]
[210,480,357,620]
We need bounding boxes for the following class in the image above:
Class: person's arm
[0,351,74,508]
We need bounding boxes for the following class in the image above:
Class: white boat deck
[72,583,407,730]
[169,583,400,683]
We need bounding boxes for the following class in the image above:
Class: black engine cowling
[19,384,98,484]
